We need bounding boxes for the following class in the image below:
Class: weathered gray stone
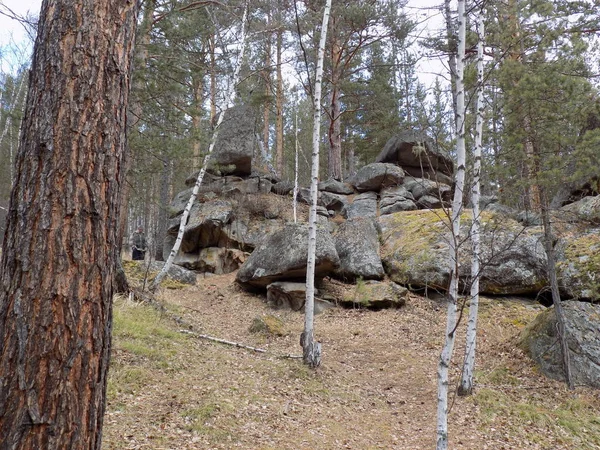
[376,132,454,179]
[408,178,451,201]
[318,178,355,195]
[321,191,349,213]
[333,217,384,280]
[142,261,197,285]
[559,195,600,224]
[380,210,548,295]
[380,186,417,216]
[556,228,600,300]
[347,163,404,192]
[519,301,600,388]
[236,223,340,288]
[266,281,334,314]
[267,281,309,311]
[272,180,294,195]
[167,199,234,253]
[172,247,247,274]
[339,280,408,310]
[417,195,444,209]
[343,191,378,219]
[212,104,255,176]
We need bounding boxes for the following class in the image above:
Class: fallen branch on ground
[179,329,304,360]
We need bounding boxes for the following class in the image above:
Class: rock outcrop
[332,217,384,280]
[235,223,340,288]
[376,132,454,185]
[380,210,548,296]
[519,301,600,388]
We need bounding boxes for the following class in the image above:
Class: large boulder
[376,132,454,183]
[236,223,340,288]
[343,191,378,219]
[320,191,350,214]
[404,177,451,202]
[319,178,355,195]
[333,217,384,280]
[558,195,600,224]
[346,163,404,192]
[339,280,408,310]
[143,261,197,285]
[556,228,600,300]
[519,301,600,388]
[380,210,548,295]
[380,186,417,216]
[266,281,334,314]
[211,104,255,176]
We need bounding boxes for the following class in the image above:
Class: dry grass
[103,274,600,449]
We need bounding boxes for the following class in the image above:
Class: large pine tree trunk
[0,1,139,448]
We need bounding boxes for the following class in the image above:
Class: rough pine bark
[0,1,139,449]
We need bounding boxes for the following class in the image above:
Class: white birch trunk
[1,71,27,185]
[149,2,249,292]
[436,0,466,448]
[459,14,485,397]
[302,0,332,368]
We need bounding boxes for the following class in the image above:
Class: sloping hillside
[103,273,600,449]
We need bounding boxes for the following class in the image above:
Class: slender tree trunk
[540,191,574,389]
[262,24,272,161]
[191,75,204,170]
[444,0,458,124]
[437,0,466,447]
[209,33,217,125]
[302,0,332,368]
[0,1,139,448]
[293,96,299,223]
[328,35,343,181]
[150,2,249,292]
[459,13,484,397]
[275,22,285,177]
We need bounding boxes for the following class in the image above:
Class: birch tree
[150,2,249,292]
[436,0,466,447]
[458,12,484,397]
[301,0,332,369]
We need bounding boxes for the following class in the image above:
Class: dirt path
[103,273,600,449]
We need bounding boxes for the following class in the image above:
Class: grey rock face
[272,180,294,195]
[171,247,247,274]
[343,191,378,219]
[144,261,197,285]
[339,280,408,310]
[212,104,255,176]
[379,211,548,296]
[333,217,384,280]
[380,186,417,216]
[318,178,355,195]
[236,223,340,288]
[559,195,600,224]
[347,163,404,192]
[375,132,454,179]
[321,191,350,214]
[167,199,234,253]
[519,301,600,388]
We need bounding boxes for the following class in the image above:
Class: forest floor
[103,271,600,450]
